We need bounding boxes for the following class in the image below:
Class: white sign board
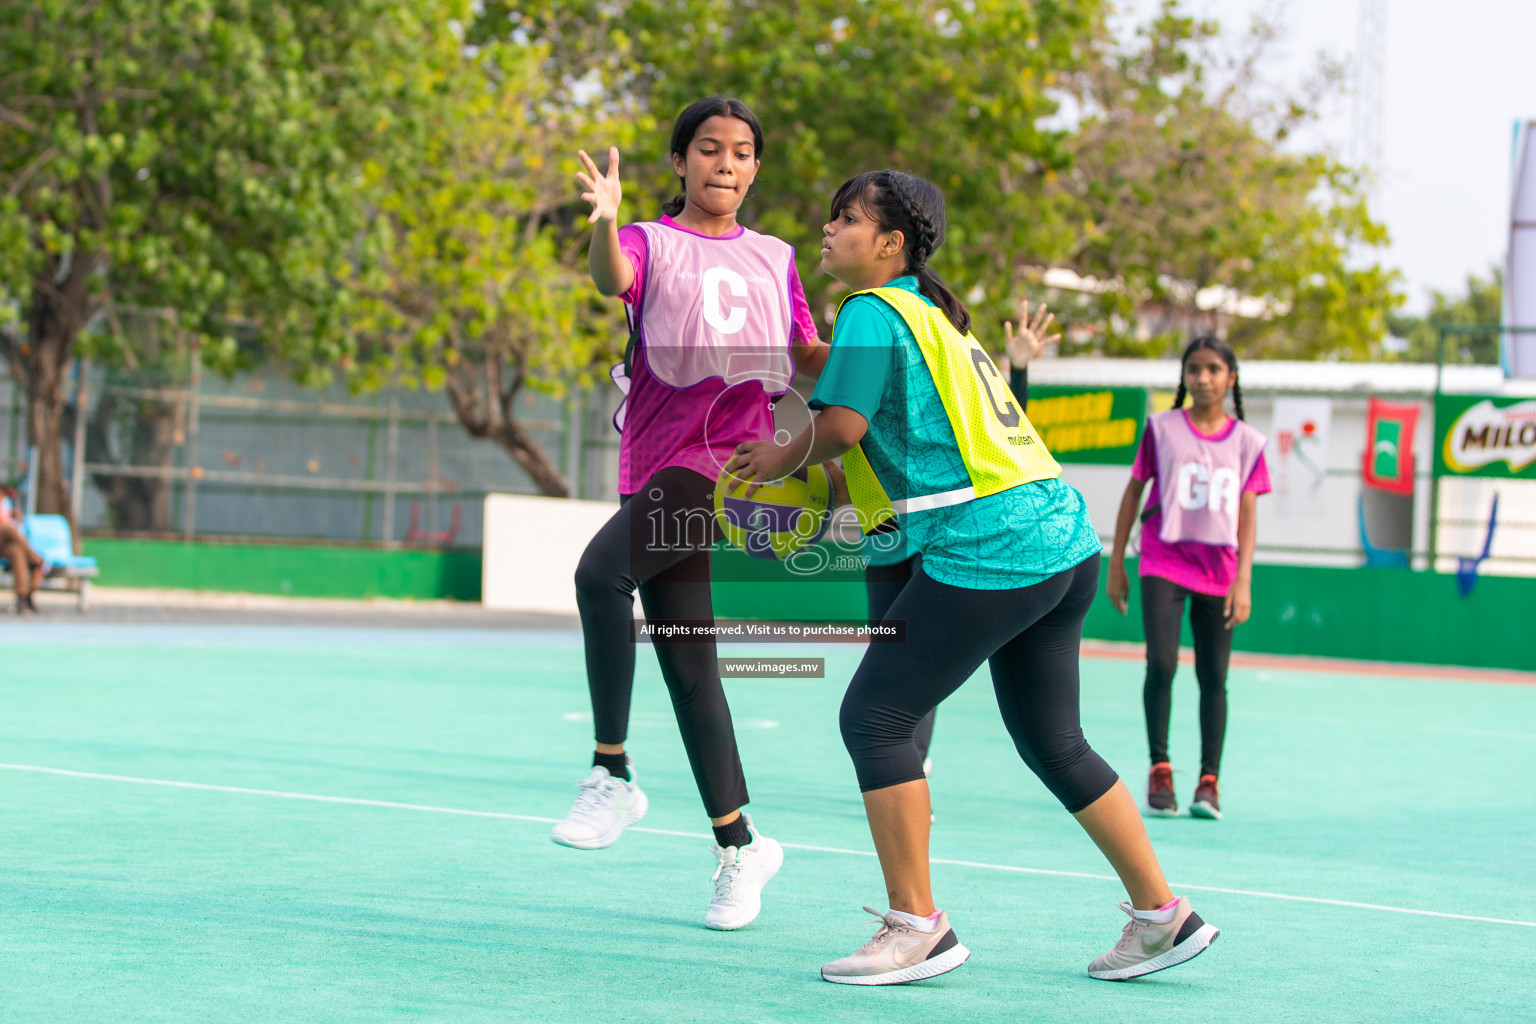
[1270,397,1333,518]
[482,493,621,614]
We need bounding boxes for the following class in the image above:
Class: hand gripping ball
[715,463,833,561]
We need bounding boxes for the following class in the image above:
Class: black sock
[592,750,630,781]
[712,815,752,849]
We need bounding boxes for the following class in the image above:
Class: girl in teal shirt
[727,170,1218,987]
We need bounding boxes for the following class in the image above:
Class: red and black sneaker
[1146,763,1177,817]
[1190,775,1221,819]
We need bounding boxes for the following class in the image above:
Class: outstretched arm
[1106,477,1146,615]
[577,146,635,297]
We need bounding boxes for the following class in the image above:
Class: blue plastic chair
[22,514,98,571]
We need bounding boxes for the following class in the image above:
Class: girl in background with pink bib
[549,97,827,932]
[1106,337,1269,821]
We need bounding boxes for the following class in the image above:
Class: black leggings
[864,554,937,763]
[840,554,1119,813]
[855,368,1030,767]
[573,466,748,818]
[1140,574,1233,778]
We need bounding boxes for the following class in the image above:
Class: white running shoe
[704,814,783,931]
[549,760,648,850]
[821,906,970,985]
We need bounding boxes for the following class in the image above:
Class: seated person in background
[0,488,45,615]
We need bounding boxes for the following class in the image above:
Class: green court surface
[2,623,1533,1023]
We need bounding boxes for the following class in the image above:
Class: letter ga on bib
[838,286,1061,533]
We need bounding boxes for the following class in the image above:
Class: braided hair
[1172,335,1245,421]
[827,170,970,334]
[662,96,764,217]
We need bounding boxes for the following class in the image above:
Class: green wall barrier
[711,548,1536,674]
[80,537,1534,673]
[82,538,482,602]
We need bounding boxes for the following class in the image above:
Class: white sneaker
[549,761,648,850]
[704,814,783,930]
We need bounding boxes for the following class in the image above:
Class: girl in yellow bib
[726,171,1218,986]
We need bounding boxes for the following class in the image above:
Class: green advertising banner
[1027,386,1147,464]
[1434,393,1536,479]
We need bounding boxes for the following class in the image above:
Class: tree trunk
[443,361,571,498]
[491,418,571,498]
[24,266,96,527]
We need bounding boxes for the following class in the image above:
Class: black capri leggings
[840,553,1119,813]
[1140,574,1233,778]
[573,466,748,818]
[864,554,937,764]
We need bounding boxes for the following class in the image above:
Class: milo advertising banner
[1027,387,1147,464]
[1434,394,1536,478]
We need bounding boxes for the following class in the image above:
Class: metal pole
[381,394,399,548]
[1427,327,1448,570]
[564,391,581,500]
[24,444,38,518]
[182,338,201,541]
[70,358,88,542]
[360,411,378,541]
[426,409,438,540]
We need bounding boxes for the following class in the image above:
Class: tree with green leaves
[485,0,1105,342]
[342,37,633,497]
[0,0,468,525]
[489,0,1397,365]
[1385,267,1503,365]
[1046,2,1401,359]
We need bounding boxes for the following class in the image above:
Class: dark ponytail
[661,95,765,217]
[827,170,970,334]
[1174,334,1245,420]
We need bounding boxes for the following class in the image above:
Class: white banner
[1506,119,1536,379]
[1271,398,1333,518]
[482,493,625,614]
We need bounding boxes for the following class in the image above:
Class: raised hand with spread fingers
[576,146,623,225]
[576,145,634,297]
[1002,297,1060,372]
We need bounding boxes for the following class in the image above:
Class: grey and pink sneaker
[1087,896,1219,980]
[821,906,970,985]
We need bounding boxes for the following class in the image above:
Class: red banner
[1361,398,1420,495]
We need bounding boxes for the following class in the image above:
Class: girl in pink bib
[1107,337,1269,821]
[550,97,827,932]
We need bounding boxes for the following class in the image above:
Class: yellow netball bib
[837,286,1061,533]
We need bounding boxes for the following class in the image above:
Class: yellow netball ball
[715,464,833,561]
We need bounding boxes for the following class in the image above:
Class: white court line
[4,762,1532,931]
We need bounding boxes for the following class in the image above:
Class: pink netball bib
[1151,410,1266,548]
[625,221,796,393]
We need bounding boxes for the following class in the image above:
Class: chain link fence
[3,337,1530,576]
[0,352,624,550]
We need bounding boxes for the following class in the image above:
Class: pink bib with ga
[1150,409,1266,548]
